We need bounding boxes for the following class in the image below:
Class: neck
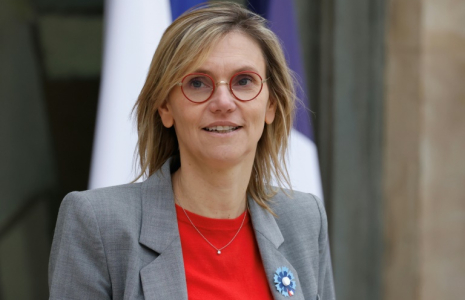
[172,157,252,219]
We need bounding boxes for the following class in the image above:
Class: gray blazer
[49,161,335,300]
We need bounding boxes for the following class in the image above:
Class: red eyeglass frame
[176,71,269,104]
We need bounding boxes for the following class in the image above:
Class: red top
[176,204,274,300]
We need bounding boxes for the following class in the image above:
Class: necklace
[175,194,247,255]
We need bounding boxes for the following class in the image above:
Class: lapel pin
[274,266,296,297]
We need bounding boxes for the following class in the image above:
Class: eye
[191,79,202,88]
[188,76,211,89]
[232,73,257,89]
[237,77,252,86]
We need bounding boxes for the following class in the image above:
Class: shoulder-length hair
[133,2,296,212]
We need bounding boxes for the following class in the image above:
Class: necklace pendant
[176,195,247,257]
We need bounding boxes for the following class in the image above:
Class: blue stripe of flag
[170,0,204,21]
[248,0,314,142]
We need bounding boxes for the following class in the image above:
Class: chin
[202,150,249,167]
[207,153,241,164]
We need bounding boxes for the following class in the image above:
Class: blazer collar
[139,160,188,300]
[139,160,178,253]
[248,197,305,300]
[247,196,284,248]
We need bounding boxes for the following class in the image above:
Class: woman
[49,3,335,300]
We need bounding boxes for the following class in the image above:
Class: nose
[208,81,237,113]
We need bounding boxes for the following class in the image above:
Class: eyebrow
[193,65,262,77]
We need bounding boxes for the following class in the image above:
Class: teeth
[204,126,238,133]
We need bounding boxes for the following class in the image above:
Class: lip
[202,121,241,128]
[201,121,243,135]
[202,127,242,136]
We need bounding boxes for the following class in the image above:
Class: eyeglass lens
[181,72,263,102]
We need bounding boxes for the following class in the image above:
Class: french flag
[247,0,323,199]
[89,0,323,201]
[89,0,203,189]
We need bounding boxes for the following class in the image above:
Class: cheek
[172,106,202,137]
[169,94,194,128]
[246,103,268,138]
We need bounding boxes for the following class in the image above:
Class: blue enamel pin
[274,266,296,297]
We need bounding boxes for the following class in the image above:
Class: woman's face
[159,31,276,168]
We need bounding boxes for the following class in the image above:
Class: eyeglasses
[176,71,269,103]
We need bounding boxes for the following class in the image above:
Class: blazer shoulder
[270,189,327,238]
[65,182,143,210]
[271,189,323,217]
[59,182,145,233]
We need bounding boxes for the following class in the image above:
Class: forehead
[191,31,266,76]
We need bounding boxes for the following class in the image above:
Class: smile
[203,126,241,133]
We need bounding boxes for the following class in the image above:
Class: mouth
[202,126,241,133]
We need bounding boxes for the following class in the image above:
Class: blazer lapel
[248,198,305,300]
[139,162,188,300]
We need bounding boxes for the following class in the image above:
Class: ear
[265,97,277,124]
[158,101,174,128]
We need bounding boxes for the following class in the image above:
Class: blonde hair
[134,2,296,212]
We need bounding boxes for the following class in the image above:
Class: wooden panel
[420,0,465,298]
[383,0,423,299]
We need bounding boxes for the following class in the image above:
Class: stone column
[384,0,465,299]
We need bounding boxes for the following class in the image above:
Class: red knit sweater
[176,204,274,300]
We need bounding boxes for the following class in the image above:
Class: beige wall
[384,0,465,299]
[420,0,465,298]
